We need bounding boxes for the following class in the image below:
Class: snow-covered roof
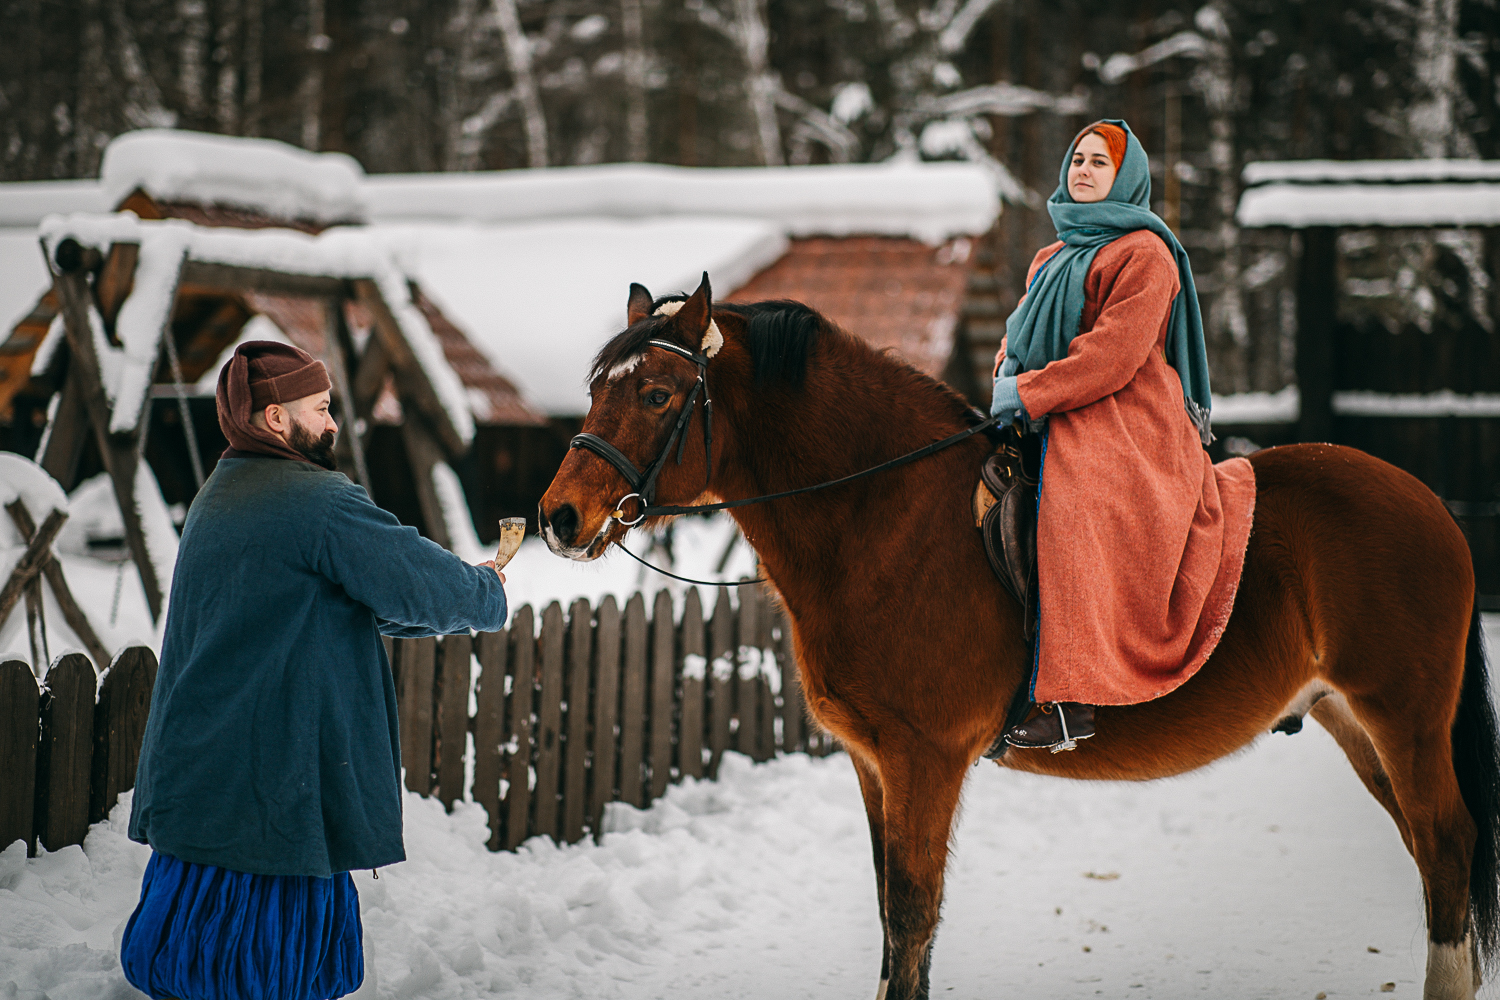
[362,161,997,244]
[101,129,366,225]
[1237,159,1500,228]
[38,212,473,442]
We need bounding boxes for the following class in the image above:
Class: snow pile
[376,218,788,415]
[362,160,998,245]
[1211,385,1300,424]
[1244,159,1500,185]
[0,181,110,228]
[38,212,473,444]
[1238,160,1500,228]
[101,129,366,224]
[7,631,1500,1000]
[1334,390,1500,418]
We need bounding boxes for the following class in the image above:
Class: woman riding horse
[994,120,1255,751]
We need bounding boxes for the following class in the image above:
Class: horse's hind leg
[875,741,969,1000]
[850,752,892,999]
[1310,694,1414,853]
[1344,692,1479,999]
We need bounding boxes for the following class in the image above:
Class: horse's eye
[647,390,670,406]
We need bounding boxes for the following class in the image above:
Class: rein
[570,337,1003,532]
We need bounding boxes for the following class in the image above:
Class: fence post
[472,627,509,851]
[562,598,593,844]
[678,589,706,780]
[34,653,95,852]
[90,646,156,824]
[434,633,472,810]
[0,659,38,854]
[533,602,565,841]
[590,596,622,839]
[734,582,760,759]
[777,608,805,754]
[397,637,436,795]
[707,587,734,778]
[618,594,649,807]
[648,589,676,801]
[503,605,535,850]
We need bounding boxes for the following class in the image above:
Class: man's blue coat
[128,456,507,877]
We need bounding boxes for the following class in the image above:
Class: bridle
[569,337,1003,532]
[570,339,713,527]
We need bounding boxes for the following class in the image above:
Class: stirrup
[1050,702,1078,754]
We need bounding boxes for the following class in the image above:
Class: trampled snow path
[5,608,1500,999]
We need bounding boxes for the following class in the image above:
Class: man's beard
[288,419,338,471]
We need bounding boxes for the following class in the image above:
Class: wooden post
[33,652,95,852]
[678,588,706,780]
[648,589,676,801]
[0,659,38,855]
[38,370,91,490]
[322,298,370,489]
[353,279,468,458]
[49,245,163,621]
[472,627,509,850]
[1296,226,1338,444]
[503,605,536,850]
[778,608,805,754]
[618,593,649,807]
[397,636,436,795]
[434,632,471,810]
[754,589,776,763]
[589,596,622,838]
[532,602,565,841]
[400,417,454,550]
[707,587,734,777]
[562,598,593,844]
[6,501,110,671]
[735,582,760,758]
[0,507,67,624]
[89,646,156,823]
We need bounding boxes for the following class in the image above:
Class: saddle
[973,424,1041,641]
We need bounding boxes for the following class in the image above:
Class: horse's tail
[1452,596,1500,965]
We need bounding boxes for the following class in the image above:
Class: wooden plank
[617,593,649,807]
[94,243,140,335]
[50,265,163,621]
[532,603,565,842]
[89,646,156,824]
[472,627,509,850]
[503,605,536,850]
[178,259,348,299]
[678,588,705,781]
[777,608,805,754]
[349,330,390,420]
[34,653,95,852]
[400,417,453,550]
[562,598,593,844]
[589,596,622,839]
[754,589,776,762]
[707,587,734,778]
[353,278,466,459]
[322,298,370,489]
[0,507,66,624]
[735,582,761,758]
[648,589,676,801]
[397,637,436,795]
[6,501,110,671]
[38,368,91,490]
[434,632,472,810]
[0,660,38,854]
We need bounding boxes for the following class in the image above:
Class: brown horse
[538,276,1499,1000]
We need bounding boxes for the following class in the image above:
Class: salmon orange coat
[1001,230,1257,705]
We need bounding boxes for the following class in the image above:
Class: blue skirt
[120,851,364,1000]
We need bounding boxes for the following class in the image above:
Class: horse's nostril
[550,504,580,546]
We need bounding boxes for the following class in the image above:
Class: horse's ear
[627,283,654,326]
[675,272,712,340]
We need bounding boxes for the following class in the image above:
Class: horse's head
[539,273,728,560]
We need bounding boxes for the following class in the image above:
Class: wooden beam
[354,279,467,459]
[39,367,91,491]
[0,507,67,624]
[321,299,369,488]
[1295,227,1338,444]
[349,320,390,420]
[50,252,164,622]
[94,243,139,340]
[401,417,453,550]
[178,260,348,299]
[6,500,111,672]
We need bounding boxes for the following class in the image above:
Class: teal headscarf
[1000,119,1213,445]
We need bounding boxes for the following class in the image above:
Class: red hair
[1075,122,1128,170]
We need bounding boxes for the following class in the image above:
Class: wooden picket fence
[390,582,833,851]
[0,582,830,857]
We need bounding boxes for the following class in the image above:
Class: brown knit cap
[245,342,332,409]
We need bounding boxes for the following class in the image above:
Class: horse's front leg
[850,752,891,997]
[877,740,969,1000]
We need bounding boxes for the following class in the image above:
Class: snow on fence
[1,581,829,858]
[389,582,833,852]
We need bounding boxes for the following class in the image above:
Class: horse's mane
[589,296,980,428]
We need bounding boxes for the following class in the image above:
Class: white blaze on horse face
[1424,935,1477,1000]
[607,354,644,382]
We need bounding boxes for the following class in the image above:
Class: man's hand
[478,559,506,585]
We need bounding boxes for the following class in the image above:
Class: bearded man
[120,341,507,1000]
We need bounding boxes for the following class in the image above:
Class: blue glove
[990,375,1028,423]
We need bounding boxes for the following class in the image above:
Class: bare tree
[622,0,649,162]
[693,0,783,166]
[215,0,240,133]
[493,0,548,168]
[301,0,327,150]
[178,0,209,121]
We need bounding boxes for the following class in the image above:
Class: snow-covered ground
[5,618,1500,998]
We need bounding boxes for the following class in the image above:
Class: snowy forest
[3,0,1499,392]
